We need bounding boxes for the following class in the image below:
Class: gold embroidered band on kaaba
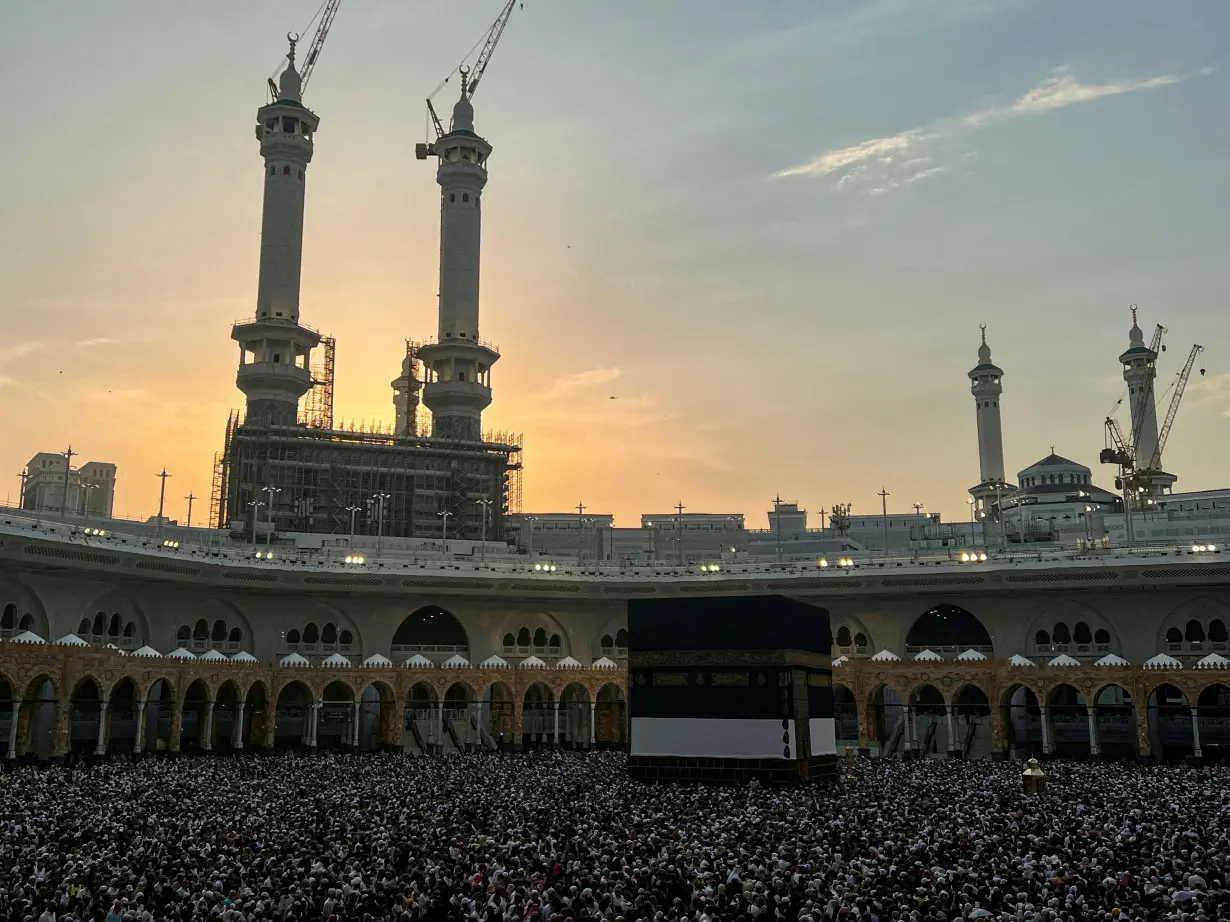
[631,649,832,670]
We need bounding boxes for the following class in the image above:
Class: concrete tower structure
[232,38,322,427]
[418,76,501,442]
[968,325,1012,515]
[391,346,422,436]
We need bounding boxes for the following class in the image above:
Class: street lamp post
[184,492,196,530]
[81,483,99,521]
[477,499,493,561]
[771,496,783,562]
[346,505,362,548]
[62,446,76,522]
[967,498,976,547]
[912,502,924,555]
[248,500,264,545]
[878,487,891,557]
[675,502,686,567]
[262,486,281,545]
[994,483,1005,552]
[155,468,170,540]
[438,509,452,550]
[16,469,30,512]
[576,502,586,565]
[524,515,538,558]
[371,492,390,555]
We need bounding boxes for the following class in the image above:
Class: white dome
[592,656,618,670]
[198,649,229,662]
[1008,654,1036,667]
[480,655,511,669]
[519,655,547,669]
[56,633,89,646]
[1196,652,1230,670]
[362,653,393,668]
[913,649,943,662]
[1094,652,1129,667]
[452,93,475,132]
[279,652,310,667]
[1142,653,1182,670]
[404,653,434,668]
[1047,653,1081,667]
[955,648,988,662]
[167,647,196,660]
[321,653,351,667]
[131,645,162,658]
[231,651,258,663]
[556,656,583,669]
[11,630,45,644]
[441,654,471,669]
[832,655,849,667]
[869,649,901,662]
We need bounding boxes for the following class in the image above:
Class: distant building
[21,452,116,518]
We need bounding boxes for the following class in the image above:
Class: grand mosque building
[3,25,1230,766]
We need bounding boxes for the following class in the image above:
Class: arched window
[1165,627,1182,643]
[1034,629,1050,646]
[600,634,613,649]
[517,627,531,646]
[853,632,867,648]
[303,623,319,644]
[462,193,469,202]
[212,620,227,641]
[339,630,353,646]
[19,613,34,631]
[270,165,276,177]
[1186,619,1206,643]
[548,634,561,652]
[502,633,515,648]
[282,165,291,175]
[122,623,135,638]
[836,626,852,646]
[1053,622,1071,644]
[532,627,547,647]
[194,619,208,639]
[93,612,106,635]
[228,627,242,643]
[615,628,628,648]
[286,629,301,645]
[109,614,121,636]
[177,626,190,642]
[322,623,338,644]
[1093,628,1110,645]
[1,604,15,629]
[78,618,91,635]
[1073,622,1092,644]
[1210,620,1228,643]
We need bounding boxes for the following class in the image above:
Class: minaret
[1120,306,1161,471]
[418,71,500,442]
[391,343,422,436]
[967,325,1010,514]
[232,36,322,427]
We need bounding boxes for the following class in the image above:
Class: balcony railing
[904,644,995,659]
[1031,642,1113,657]
[390,644,468,661]
[835,644,873,658]
[1164,640,1229,655]
[183,638,244,654]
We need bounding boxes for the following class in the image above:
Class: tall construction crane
[1144,343,1205,473]
[417,0,522,160]
[268,0,345,101]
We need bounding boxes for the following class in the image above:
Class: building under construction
[211,3,524,543]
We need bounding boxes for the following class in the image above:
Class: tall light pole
[525,515,538,558]
[248,500,264,545]
[675,501,686,567]
[576,502,586,564]
[438,509,452,547]
[81,482,99,521]
[967,497,976,547]
[371,492,390,555]
[62,446,77,521]
[771,495,783,562]
[184,492,196,529]
[155,468,170,539]
[262,485,281,545]
[16,469,30,512]
[818,507,827,532]
[912,502,924,555]
[346,505,362,547]
[878,487,891,556]
[477,499,493,561]
[994,482,1005,552]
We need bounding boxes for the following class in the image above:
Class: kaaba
[627,594,836,786]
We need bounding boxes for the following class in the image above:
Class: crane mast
[1147,343,1205,472]
[418,0,521,158]
[268,0,345,101]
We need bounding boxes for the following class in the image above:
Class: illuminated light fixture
[818,558,828,568]
[960,552,971,562]
[162,539,180,549]
[699,563,721,573]
[838,557,853,568]
[978,552,987,562]
[344,555,366,565]
[535,562,557,572]
[256,550,274,560]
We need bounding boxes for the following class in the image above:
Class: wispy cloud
[777,65,1196,192]
[75,337,118,348]
[540,367,623,400]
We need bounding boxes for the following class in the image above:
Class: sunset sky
[2,0,1228,528]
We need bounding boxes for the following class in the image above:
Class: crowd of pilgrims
[0,753,1226,922]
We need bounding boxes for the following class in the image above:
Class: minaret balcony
[235,360,313,393]
[232,316,323,347]
[422,379,493,412]
[417,336,500,367]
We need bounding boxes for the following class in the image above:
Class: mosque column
[1191,708,1203,759]
[512,698,524,750]
[1134,704,1151,762]
[1085,704,1100,757]
[169,697,184,754]
[589,701,596,747]
[436,700,444,753]
[856,701,871,754]
[51,699,71,759]
[310,700,321,749]
[234,699,246,750]
[397,700,410,752]
[902,705,914,756]
[7,701,21,759]
[351,700,361,749]
[945,705,958,757]
[15,704,31,757]
[552,701,561,748]
[201,700,215,752]
[95,697,109,756]
[1039,706,1053,755]
[133,698,147,754]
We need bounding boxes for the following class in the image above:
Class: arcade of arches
[0,643,627,760]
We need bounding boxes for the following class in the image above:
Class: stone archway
[1046,684,1089,758]
[318,680,356,751]
[274,680,314,750]
[1146,683,1191,761]
[391,607,469,663]
[1196,684,1230,760]
[908,684,946,757]
[905,605,993,658]
[405,682,438,754]
[181,679,211,753]
[834,685,858,747]
[484,681,515,749]
[560,683,591,749]
[595,683,626,748]
[1093,683,1136,759]
[868,684,905,757]
[141,678,175,754]
[951,684,991,759]
[1001,683,1042,758]
[19,673,58,760]
[69,676,103,757]
[361,681,398,752]
[522,682,555,749]
[443,681,479,752]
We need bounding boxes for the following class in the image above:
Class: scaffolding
[217,416,520,541]
[301,336,336,429]
[392,339,424,437]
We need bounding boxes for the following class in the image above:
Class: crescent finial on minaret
[980,323,986,345]
[1130,303,1138,328]
[287,32,299,63]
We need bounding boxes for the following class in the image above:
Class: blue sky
[0,0,1226,525]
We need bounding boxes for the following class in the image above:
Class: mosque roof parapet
[404,654,434,668]
[1143,653,1182,670]
[56,633,89,646]
[441,654,471,668]
[913,649,943,662]
[131,645,162,658]
[362,653,393,668]
[1093,652,1130,666]
[556,656,583,669]
[199,649,229,662]
[479,654,511,669]
[1047,653,1081,667]
[518,655,547,669]
[1195,652,1230,670]
[955,648,988,662]
[279,652,310,667]
[870,649,901,662]
[321,652,351,667]
[231,651,259,663]
[167,647,196,660]
[13,631,45,644]
[592,657,619,670]
[1009,654,1036,667]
